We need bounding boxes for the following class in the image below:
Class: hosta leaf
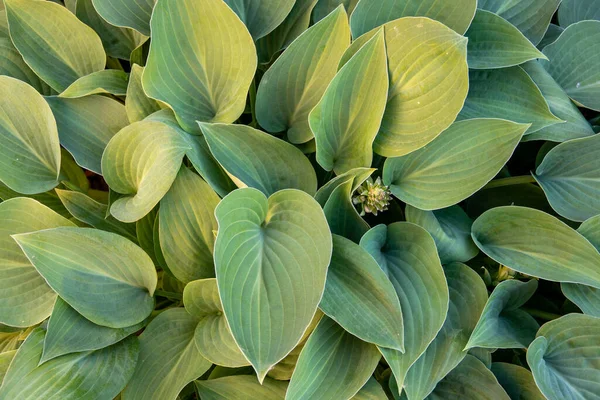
[466,279,539,350]
[426,355,510,400]
[55,189,137,242]
[13,227,157,328]
[527,314,600,400]
[491,363,545,400]
[521,60,595,142]
[352,378,387,400]
[383,119,528,210]
[214,188,332,381]
[224,0,295,40]
[558,0,600,27]
[466,183,554,219]
[41,297,144,363]
[406,206,478,265]
[360,223,449,391]
[349,0,476,37]
[0,76,61,194]
[403,262,488,400]
[0,33,52,95]
[311,29,388,174]
[101,120,189,223]
[313,0,359,23]
[125,309,212,400]
[321,235,404,351]
[256,6,350,144]
[322,177,370,243]
[0,350,16,383]
[136,207,158,264]
[315,167,374,206]
[542,21,600,111]
[126,64,161,123]
[459,68,562,134]
[59,70,129,98]
[5,0,105,92]
[58,148,91,193]
[75,0,145,60]
[0,328,138,400]
[91,0,154,36]
[143,0,257,132]
[200,123,318,196]
[46,95,128,175]
[195,375,288,400]
[472,206,600,289]
[478,0,561,45]
[287,317,381,400]
[534,134,600,222]
[0,198,74,327]
[466,10,546,70]
[183,279,249,367]
[538,23,564,50]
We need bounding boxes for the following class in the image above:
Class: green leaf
[0,32,52,95]
[315,167,374,206]
[159,167,219,283]
[478,0,561,45]
[46,95,128,175]
[195,375,288,400]
[360,222,449,391]
[142,0,257,132]
[538,23,564,50]
[542,20,600,111]
[352,378,387,400]
[0,328,139,400]
[527,314,600,400]
[0,182,70,218]
[403,262,488,400]
[41,297,144,363]
[313,0,359,23]
[223,0,295,40]
[383,119,528,210]
[534,134,600,222]
[321,235,404,351]
[466,183,554,220]
[521,60,595,142]
[0,350,16,384]
[287,316,381,400]
[466,279,539,350]
[323,177,370,243]
[135,206,159,264]
[466,9,546,69]
[472,206,600,289]
[5,0,105,92]
[426,355,510,400]
[458,68,563,134]
[558,0,600,27]
[59,70,129,98]
[310,29,388,174]
[256,6,350,144]
[125,64,161,123]
[13,227,157,328]
[122,308,212,400]
[55,189,137,242]
[491,363,546,400]
[91,0,154,36]
[183,279,249,367]
[200,123,318,196]
[405,205,479,265]
[59,148,90,192]
[214,188,332,381]
[0,76,61,194]
[349,0,477,37]
[0,198,74,327]
[101,120,189,223]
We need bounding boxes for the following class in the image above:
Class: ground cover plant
[0,0,599,399]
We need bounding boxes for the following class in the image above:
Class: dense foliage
[0,0,599,399]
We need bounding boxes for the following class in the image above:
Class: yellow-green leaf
[59,70,129,98]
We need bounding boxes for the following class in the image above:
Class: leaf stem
[154,290,183,301]
[483,175,537,190]
[522,308,562,321]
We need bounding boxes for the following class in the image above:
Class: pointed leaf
[91,0,154,36]
[383,119,528,210]
[360,223,449,391]
[200,123,317,196]
[472,206,600,289]
[224,0,295,40]
[195,376,288,400]
[5,0,105,92]
[59,70,129,98]
[13,227,157,328]
[311,29,388,174]
[214,188,332,381]
[491,363,546,400]
[287,317,381,400]
[313,0,359,23]
[142,0,257,132]
[126,64,161,123]
[256,7,350,144]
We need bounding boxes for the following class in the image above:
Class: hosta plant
[1,0,600,399]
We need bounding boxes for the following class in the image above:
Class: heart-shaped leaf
[13,227,157,328]
[195,375,288,400]
[491,363,546,400]
[224,0,295,40]
[214,188,332,381]
[91,0,155,36]
[59,70,129,98]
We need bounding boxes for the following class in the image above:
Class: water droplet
[576,82,581,88]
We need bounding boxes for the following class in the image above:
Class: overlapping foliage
[0,0,599,399]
